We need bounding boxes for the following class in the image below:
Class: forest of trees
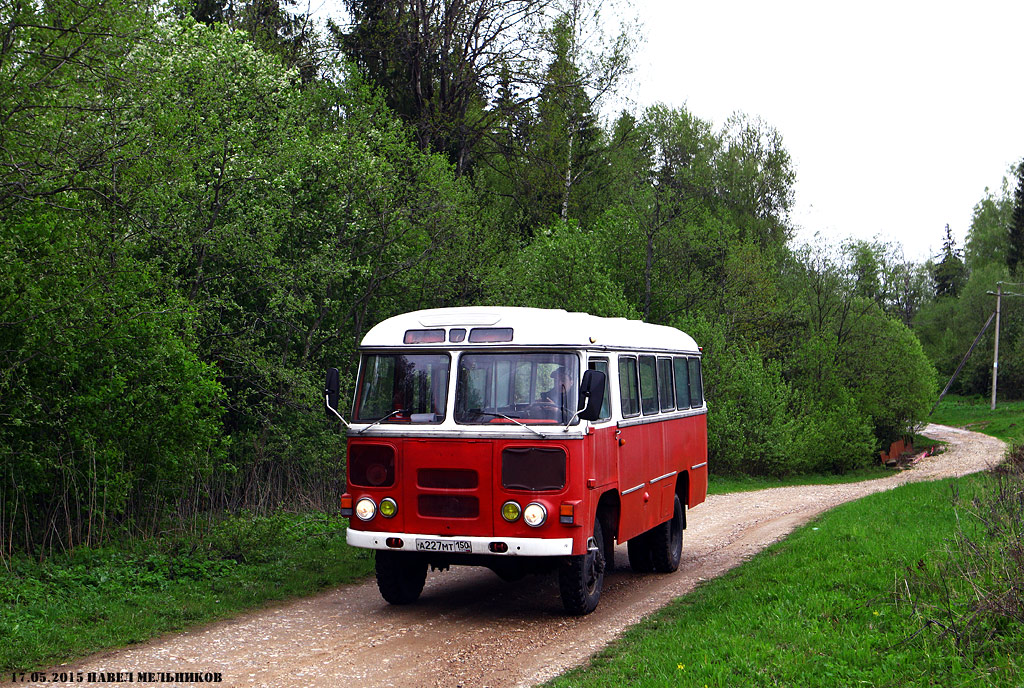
[915,163,1024,399]
[3,0,1007,557]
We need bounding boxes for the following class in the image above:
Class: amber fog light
[523,502,547,527]
[354,497,376,521]
[379,497,397,518]
[501,501,522,523]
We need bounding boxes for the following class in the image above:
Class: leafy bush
[788,392,876,474]
[896,447,1024,666]
[681,317,794,476]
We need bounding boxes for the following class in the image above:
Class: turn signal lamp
[340,495,353,518]
[501,501,522,522]
[379,497,398,518]
[354,497,376,521]
[523,502,547,527]
[559,502,575,525]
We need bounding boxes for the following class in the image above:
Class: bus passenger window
[658,358,674,411]
[673,357,690,409]
[639,355,658,415]
[588,359,612,421]
[618,357,640,417]
[688,358,704,407]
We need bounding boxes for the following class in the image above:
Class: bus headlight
[523,502,547,527]
[379,497,398,518]
[354,497,376,521]
[501,501,522,522]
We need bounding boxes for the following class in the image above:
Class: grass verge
[708,464,892,495]
[0,511,374,673]
[930,394,1024,442]
[548,474,1021,687]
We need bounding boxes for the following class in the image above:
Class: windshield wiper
[355,409,405,434]
[477,411,547,438]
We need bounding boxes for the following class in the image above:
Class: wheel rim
[585,532,605,594]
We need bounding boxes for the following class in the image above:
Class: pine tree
[931,224,967,298]
[1008,160,1024,275]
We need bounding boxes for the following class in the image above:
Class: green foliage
[683,317,792,476]
[1008,161,1024,275]
[931,224,968,299]
[913,170,1024,400]
[788,242,938,450]
[1,0,945,558]
[482,219,636,318]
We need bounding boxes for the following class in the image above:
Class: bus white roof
[360,307,700,353]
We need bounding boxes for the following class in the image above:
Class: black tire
[650,494,684,573]
[375,550,427,605]
[627,531,655,573]
[559,518,606,615]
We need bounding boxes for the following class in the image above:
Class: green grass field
[929,394,1024,442]
[549,476,1021,687]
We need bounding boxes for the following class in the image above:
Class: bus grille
[417,468,478,489]
[418,494,479,519]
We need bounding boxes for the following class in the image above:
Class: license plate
[415,538,471,553]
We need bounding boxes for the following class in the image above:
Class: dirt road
[42,424,1004,688]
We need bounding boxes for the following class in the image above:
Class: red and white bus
[325,307,708,614]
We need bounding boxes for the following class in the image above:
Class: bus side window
[639,355,658,415]
[658,357,674,411]
[618,356,640,417]
[588,359,612,421]
[688,357,704,407]
[674,357,690,409]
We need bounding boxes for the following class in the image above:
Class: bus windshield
[455,352,580,425]
[354,353,449,423]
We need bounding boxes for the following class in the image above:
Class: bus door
[584,357,616,493]
[615,355,656,541]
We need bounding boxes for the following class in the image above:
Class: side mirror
[325,368,352,429]
[325,367,341,416]
[577,369,606,422]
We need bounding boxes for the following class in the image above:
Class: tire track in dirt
[28,424,1004,688]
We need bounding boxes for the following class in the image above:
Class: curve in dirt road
[21,424,1006,688]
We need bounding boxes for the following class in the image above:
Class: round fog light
[354,497,376,521]
[523,502,547,527]
[379,497,397,518]
[501,501,522,522]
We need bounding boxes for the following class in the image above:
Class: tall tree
[931,224,967,298]
[336,0,553,175]
[1008,159,1024,275]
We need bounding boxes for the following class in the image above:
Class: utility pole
[992,282,1002,410]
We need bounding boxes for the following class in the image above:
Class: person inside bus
[537,366,576,419]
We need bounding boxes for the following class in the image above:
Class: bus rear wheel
[559,518,606,615]
[375,550,427,605]
[649,494,684,573]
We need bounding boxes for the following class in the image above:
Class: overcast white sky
[626,0,1024,262]
[308,0,1024,263]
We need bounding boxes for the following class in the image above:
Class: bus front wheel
[375,550,427,605]
[559,518,606,615]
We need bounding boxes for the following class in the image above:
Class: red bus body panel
[345,412,707,555]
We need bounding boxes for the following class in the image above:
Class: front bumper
[346,528,574,556]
